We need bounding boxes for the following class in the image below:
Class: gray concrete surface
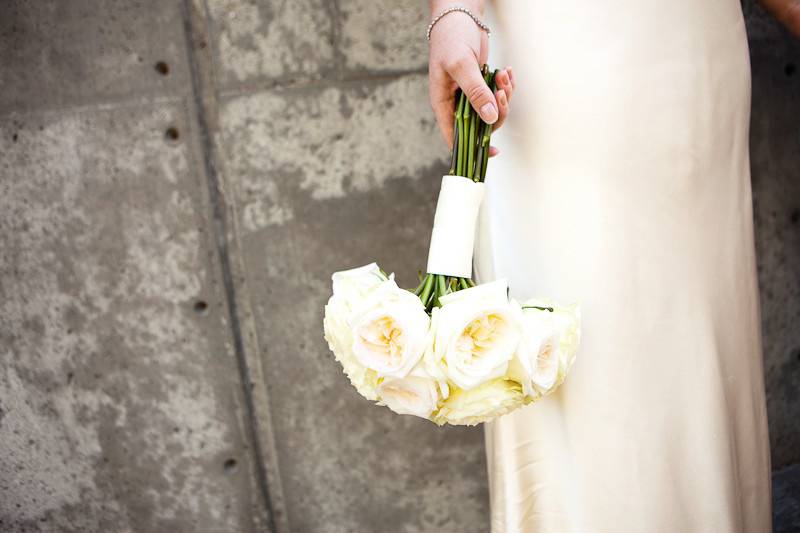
[0,99,268,530]
[0,1,797,533]
[0,2,270,532]
[745,0,800,472]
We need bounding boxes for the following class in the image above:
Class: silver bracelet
[427,5,491,41]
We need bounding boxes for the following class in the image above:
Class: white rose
[422,307,450,400]
[433,378,527,426]
[324,295,380,400]
[331,262,388,308]
[433,279,522,391]
[350,280,430,378]
[510,298,581,396]
[323,263,389,400]
[376,366,442,419]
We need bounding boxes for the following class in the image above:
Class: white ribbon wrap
[426,175,486,278]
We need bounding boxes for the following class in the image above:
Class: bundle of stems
[449,65,497,183]
[415,65,498,313]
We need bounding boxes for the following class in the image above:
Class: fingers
[429,71,457,147]
[495,68,513,101]
[445,55,499,124]
[490,68,514,133]
[493,89,509,130]
[488,67,515,157]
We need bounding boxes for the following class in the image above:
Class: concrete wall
[0,1,797,532]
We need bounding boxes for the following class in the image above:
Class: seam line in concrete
[0,94,188,122]
[179,2,277,531]
[214,66,431,99]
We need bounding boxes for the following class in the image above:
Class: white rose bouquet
[323,67,581,425]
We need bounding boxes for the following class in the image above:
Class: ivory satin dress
[474,1,773,531]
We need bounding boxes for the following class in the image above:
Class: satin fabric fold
[476,1,772,531]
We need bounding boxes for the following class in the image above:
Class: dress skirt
[475,1,773,531]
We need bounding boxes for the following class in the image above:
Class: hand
[428,3,515,156]
[760,0,800,37]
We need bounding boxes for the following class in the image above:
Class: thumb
[447,57,498,124]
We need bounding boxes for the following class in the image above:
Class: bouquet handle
[426,175,485,279]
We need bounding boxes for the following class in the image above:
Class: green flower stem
[423,284,436,310]
[460,99,470,177]
[413,279,424,295]
[481,70,498,181]
[433,274,448,308]
[418,273,435,305]
[472,122,486,182]
[521,305,554,312]
[450,90,465,175]
[449,117,460,175]
[480,126,490,181]
[466,104,477,180]
[460,106,467,174]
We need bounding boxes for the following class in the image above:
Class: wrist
[430,0,485,18]
[427,3,490,42]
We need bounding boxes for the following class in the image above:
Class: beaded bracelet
[427,5,491,41]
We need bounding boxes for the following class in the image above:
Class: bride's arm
[760,0,800,36]
[428,0,515,154]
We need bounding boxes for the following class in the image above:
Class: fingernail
[480,102,498,123]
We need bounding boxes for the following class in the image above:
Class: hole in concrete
[12,133,18,142]
[193,300,208,315]
[223,458,238,475]
[785,63,796,77]
[155,61,170,76]
[165,127,180,141]
[791,210,799,224]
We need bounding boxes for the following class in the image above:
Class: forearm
[430,0,486,17]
